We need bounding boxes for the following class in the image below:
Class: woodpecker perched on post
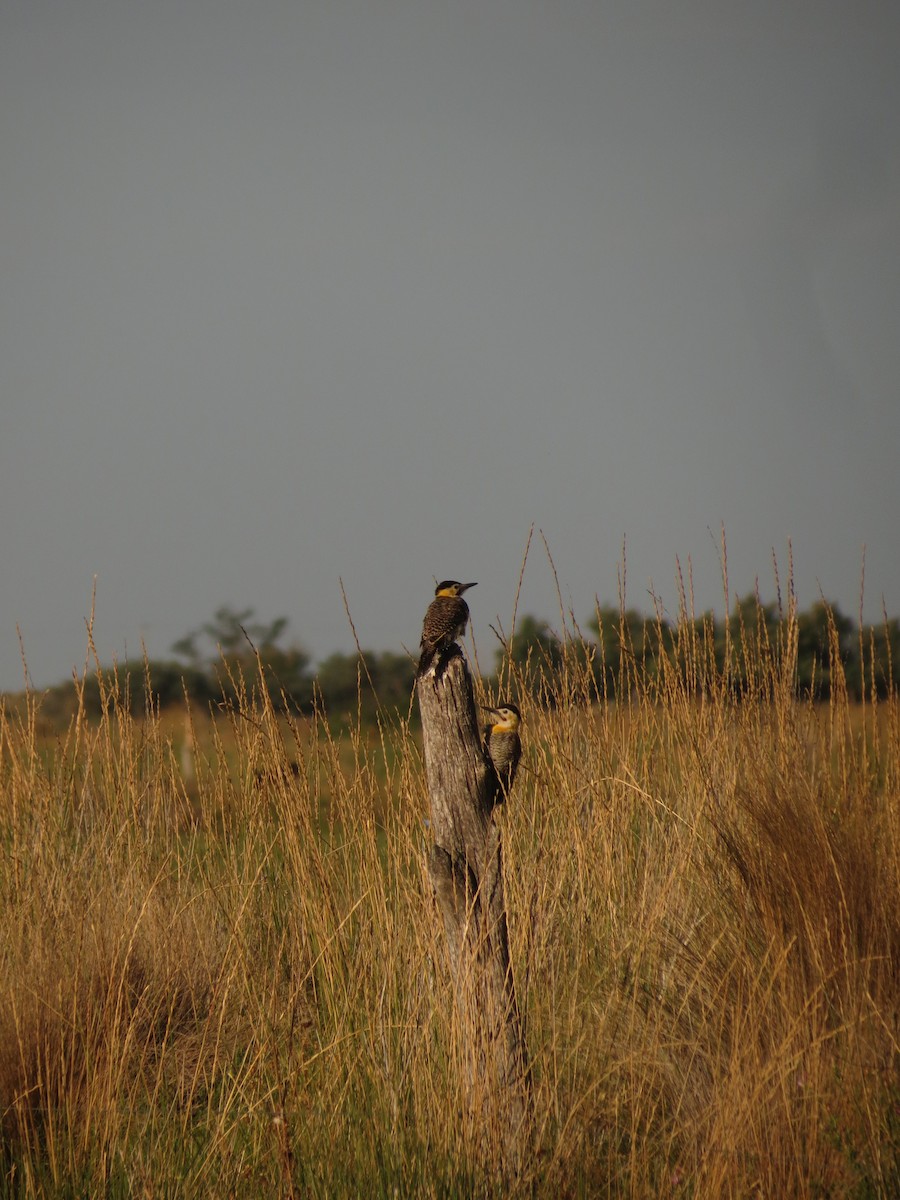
[482,703,522,803]
[417,580,477,676]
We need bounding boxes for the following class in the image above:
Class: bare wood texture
[417,648,531,1165]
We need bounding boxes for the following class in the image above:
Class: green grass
[1,602,898,1198]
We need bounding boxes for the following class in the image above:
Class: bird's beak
[481,705,499,716]
[460,582,477,593]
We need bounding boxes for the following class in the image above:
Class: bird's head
[482,703,521,732]
[434,580,477,598]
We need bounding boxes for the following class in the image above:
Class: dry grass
[0,603,898,1197]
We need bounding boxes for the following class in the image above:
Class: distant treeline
[23,597,900,724]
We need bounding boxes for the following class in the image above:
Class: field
[1,612,898,1197]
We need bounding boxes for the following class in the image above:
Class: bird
[482,703,522,802]
[417,580,477,676]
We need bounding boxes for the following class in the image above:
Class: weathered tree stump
[417,647,531,1167]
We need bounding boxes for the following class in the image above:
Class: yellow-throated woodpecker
[417,580,477,676]
[482,703,522,802]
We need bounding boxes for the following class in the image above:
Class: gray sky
[2,0,899,692]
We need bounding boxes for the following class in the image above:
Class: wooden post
[417,647,531,1166]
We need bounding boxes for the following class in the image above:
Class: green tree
[589,606,673,696]
[795,601,853,698]
[365,650,416,709]
[314,651,364,714]
[172,606,311,711]
[861,617,900,697]
[497,615,564,698]
[313,650,414,720]
[172,606,290,663]
[728,593,782,695]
